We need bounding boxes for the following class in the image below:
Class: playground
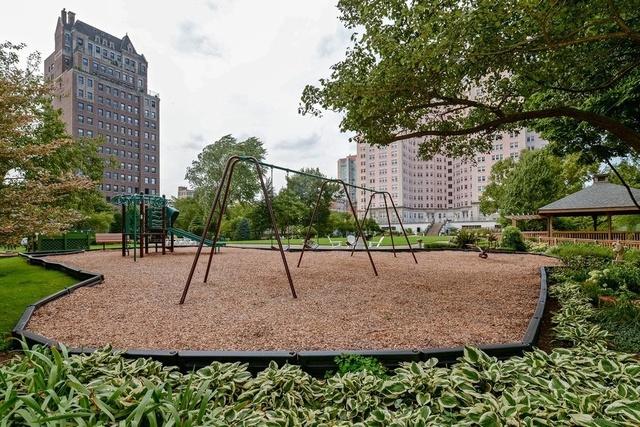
[27,248,558,351]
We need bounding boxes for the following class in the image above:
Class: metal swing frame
[179,155,418,304]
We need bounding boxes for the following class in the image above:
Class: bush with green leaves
[547,243,613,263]
[452,228,478,248]
[595,297,640,354]
[3,342,640,425]
[334,354,388,378]
[499,226,526,251]
[586,263,640,295]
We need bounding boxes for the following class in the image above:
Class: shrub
[595,297,640,353]
[334,354,388,378]
[499,226,526,251]
[233,217,252,240]
[452,229,477,248]
[547,243,613,262]
[586,263,640,295]
[4,342,640,425]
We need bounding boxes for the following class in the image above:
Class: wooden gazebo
[534,175,640,244]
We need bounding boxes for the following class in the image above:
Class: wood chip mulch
[28,248,560,351]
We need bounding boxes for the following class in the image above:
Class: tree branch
[522,60,640,94]
[606,158,640,211]
[389,107,640,154]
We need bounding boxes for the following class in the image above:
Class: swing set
[179,156,417,304]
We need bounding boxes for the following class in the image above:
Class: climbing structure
[112,194,178,260]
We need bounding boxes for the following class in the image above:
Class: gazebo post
[547,216,552,238]
[607,214,612,240]
[592,215,598,231]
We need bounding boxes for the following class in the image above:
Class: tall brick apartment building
[45,9,160,200]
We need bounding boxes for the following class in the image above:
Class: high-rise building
[356,129,548,232]
[334,155,358,212]
[45,9,160,200]
[177,186,195,199]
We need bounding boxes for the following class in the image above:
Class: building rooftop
[539,177,640,215]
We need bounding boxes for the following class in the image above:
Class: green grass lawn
[0,257,76,350]
[224,235,452,246]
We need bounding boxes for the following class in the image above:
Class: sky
[4,0,356,196]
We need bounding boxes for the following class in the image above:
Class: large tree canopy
[185,135,267,212]
[0,42,105,245]
[301,0,640,162]
[479,149,596,216]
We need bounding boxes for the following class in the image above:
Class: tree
[605,158,640,231]
[185,135,267,214]
[283,168,341,235]
[171,196,204,232]
[301,1,640,162]
[233,217,252,241]
[328,211,356,236]
[479,149,595,218]
[0,42,105,245]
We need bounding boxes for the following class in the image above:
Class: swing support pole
[179,157,417,305]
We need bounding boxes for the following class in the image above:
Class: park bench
[95,233,122,250]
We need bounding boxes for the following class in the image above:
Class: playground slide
[167,227,216,246]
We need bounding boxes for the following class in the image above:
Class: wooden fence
[522,233,640,249]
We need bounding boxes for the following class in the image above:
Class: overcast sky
[4,0,356,196]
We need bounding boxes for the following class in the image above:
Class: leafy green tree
[301,1,640,162]
[284,168,340,235]
[328,211,356,236]
[0,42,105,245]
[479,150,595,217]
[478,157,517,215]
[185,135,267,215]
[605,158,640,231]
[272,189,307,235]
[233,217,252,241]
[171,196,204,232]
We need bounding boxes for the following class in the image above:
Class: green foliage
[499,226,526,251]
[596,299,640,353]
[586,263,640,295]
[233,217,252,241]
[283,168,340,236]
[452,229,478,248]
[0,42,106,245]
[361,217,381,234]
[3,341,640,425]
[328,212,356,236]
[301,0,640,161]
[171,196,204,233]
[185,135,267,213]
[334,354,388,378]
[480,149,595,216]
[547,243,613,262]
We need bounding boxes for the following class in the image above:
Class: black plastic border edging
[12,251,551,375]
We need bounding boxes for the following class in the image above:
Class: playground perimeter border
[12,250,554,375]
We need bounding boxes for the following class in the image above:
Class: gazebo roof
[538,178,640,216]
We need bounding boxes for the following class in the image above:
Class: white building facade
[355,129,548,232]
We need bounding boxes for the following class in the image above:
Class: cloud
[175,21,223,57]
[205,0,233,11]
[274,133,321,151]
[317,26,351,58]
[180,133,207,150]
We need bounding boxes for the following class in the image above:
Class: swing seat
[304,240,320,250]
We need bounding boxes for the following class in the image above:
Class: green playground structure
[112,194,223,261]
